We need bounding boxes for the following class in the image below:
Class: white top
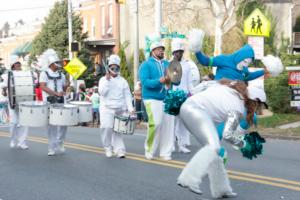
[39,68,66,101]
[98,75,133,112]
[188,60,200,86]
[187,84,245,124]
[173,59,194,93]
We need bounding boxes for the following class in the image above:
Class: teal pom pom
[163,89,187,115]
[240,131,266,160]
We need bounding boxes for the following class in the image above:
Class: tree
[29,0,90,68]
[118,41,133,90]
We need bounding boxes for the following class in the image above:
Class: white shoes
[217,192,238,199]
[178,146,191,154]
[48,149,56,156]
[177,182,203,195]
[10,141,17,148]
[116,152,126,159]
[105,150,113,158]
[56,144,66,154]
[17,144,29,150]
[160,156,172,161]
[145,152,153,160]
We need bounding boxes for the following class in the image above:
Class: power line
[0,5,53,12]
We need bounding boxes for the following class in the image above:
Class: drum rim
[69,101,92,106]
[19,101,49,107]
[50,104,78,109]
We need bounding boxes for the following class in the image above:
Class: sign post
[244,8,270,60]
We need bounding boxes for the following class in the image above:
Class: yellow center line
[1,132,300,192]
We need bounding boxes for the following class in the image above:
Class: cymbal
[167,60,182,85]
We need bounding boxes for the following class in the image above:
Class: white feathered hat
[247,85,267,105]
[108,54,121,66]
[171,38,185,53]
[261,55,284,77]
[39,49,60,70]
[10,55,20,67]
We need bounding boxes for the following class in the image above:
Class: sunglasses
[109,66,120,72]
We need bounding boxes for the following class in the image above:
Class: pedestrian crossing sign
[244,8,270,37]
[64,57,87,80]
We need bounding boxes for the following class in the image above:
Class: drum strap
[45,71,62,92]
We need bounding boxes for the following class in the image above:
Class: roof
[11,41,32,56]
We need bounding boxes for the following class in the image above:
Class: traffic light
[115,0,125,4]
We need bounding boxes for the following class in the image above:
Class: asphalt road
[0,126,300,200]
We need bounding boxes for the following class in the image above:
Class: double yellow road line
[1,132,300,192]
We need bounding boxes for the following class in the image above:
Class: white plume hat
[171,38,185,53]
[39,49,60,70]
[188,29,205,52]
[108,54,121,66]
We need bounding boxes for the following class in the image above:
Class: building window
[107,4,113,36]
[91,17,95,37]
[101,6,106,36]
[83,18,88,33]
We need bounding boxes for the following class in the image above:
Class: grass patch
[258,113,300,128]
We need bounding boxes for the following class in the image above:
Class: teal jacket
[139,57,169,100]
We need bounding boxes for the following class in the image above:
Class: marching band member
[171,38,194,153]
[1,55,29,149]
[39,49,67,156]
[177,79,265,199]
[98,54,134,158]
[139,41,175,161]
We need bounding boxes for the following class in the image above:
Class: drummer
[98,54,134,158]
[39,49,68,156]
[0,55,29,150]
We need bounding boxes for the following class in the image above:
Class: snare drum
[49,104,78,126]
[8,71,35,109]
[19,101,49,127]
[113,115,135,135]
[69,101,92,123]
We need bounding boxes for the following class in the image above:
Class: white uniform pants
[100,107,126,154]
[9,108,28,146]
[47,125,67,151]
[174,116,190,147]
[143,99,175,158]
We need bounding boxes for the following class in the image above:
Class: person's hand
[55,92,65,97]
[264,67,271,78]
[159,76,170,84]
[105,73,111,80]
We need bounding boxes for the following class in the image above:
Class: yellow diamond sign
[244,8,270,37]
[64,57,87,80]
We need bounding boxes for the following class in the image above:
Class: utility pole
[154,0,162,35]
[133,0,139,86]
[68,0,73,60]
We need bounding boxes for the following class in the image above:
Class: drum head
[19,101,49,107]
[167,60,182,85]
[8,71,16,109]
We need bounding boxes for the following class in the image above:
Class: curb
[261,134,300,141]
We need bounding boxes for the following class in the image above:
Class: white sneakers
[178,145,191,154]
[105,150,113,158]
[116,152,126,159]
[145,152,153,160]
[160,156,172,161]
[48,149,56,156]
[10,141,29,150]
[56,144,66,154]
[217,192,238,199]
[177,182,203,195]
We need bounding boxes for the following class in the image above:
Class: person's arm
[123,80,134,113]
[139,62,162,89]
[245,69,265,81]
[222,110,244,148]
[98,77,110,97]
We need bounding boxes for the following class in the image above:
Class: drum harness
[45,71,64,104]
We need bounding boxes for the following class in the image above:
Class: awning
[85,39,116,46]
[11,41,32,56]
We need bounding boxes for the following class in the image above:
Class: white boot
[208,157,237,199]
[177,145,218,193]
